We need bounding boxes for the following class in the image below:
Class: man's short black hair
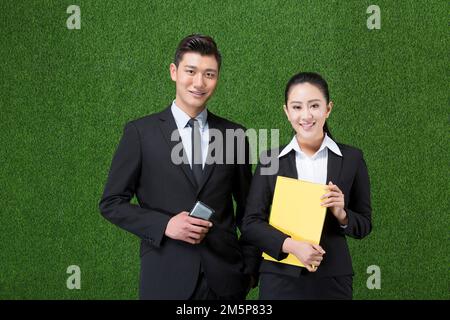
[174,34,222,69]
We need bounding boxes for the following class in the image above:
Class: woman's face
[284,82,332,141]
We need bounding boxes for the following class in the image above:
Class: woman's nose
[301,108,313,119]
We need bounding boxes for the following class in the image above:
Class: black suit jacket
[241,144,372,279]
[99,106,260,299]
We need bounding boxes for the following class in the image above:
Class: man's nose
[193,73,205,88]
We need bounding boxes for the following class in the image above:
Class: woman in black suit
[241,72,372,299]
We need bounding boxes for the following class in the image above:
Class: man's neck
[174,99,206,118]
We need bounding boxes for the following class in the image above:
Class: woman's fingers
[306,264,317,272]
[321,198,344,207]
[320,191,341,199]
[312,244,325,254]
[306,260,322,272]
[326,182,343,193]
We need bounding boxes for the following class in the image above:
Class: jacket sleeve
[341,152,372,239]
[232,132,263,278]
[240,162,290,262]
[99,122,171,248]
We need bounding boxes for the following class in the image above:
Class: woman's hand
[321,181,348,225]
[282,238,325,272]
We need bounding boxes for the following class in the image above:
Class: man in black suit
[99,34,259,299]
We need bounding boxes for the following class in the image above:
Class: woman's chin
[296,129,318,140]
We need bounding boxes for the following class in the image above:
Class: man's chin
[188,98,209,109]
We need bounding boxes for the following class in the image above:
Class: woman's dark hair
[284,72,333,139]
[174,34,222,70]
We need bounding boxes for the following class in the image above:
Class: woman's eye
[311,104,319,108]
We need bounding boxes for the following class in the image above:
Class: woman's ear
[283,104,289,119]
[326,101,334,118]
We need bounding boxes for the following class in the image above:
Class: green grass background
[0,0,448,299]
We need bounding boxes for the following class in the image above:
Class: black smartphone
[188,201,215,221]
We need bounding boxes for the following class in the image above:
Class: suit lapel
[158,106,198,190]
[280,150,298,179]
[326,148,343,185]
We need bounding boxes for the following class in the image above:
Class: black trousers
[259,272,353,300]
[189,271,248,300]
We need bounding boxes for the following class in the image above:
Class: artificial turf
[0,0,447,299]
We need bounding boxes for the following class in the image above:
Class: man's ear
[169,63,177,82]
[326,101,334,118]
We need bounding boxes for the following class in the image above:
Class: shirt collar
[278,133,342,158]
[171,101,208,129]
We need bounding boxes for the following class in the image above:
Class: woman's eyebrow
[308,99,321,103]
[289,101,303,104]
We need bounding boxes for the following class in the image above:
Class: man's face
[170,52,219,113]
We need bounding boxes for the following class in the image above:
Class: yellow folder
[262,176,327,267]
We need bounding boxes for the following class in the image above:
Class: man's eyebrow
[184,66,217,73]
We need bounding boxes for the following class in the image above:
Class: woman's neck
[296,132,325,157]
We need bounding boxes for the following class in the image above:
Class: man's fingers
[188,224,209,234]
[186,238,200,245]
[187,216,213,228]
[185,235,205,244]
[188,232,206,240]
[188,232,200,240]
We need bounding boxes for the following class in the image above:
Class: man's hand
[282,238,325,272]
[165,211,213,244]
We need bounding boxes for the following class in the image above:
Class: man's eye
[206,73,215,78]
[186,70,194,74]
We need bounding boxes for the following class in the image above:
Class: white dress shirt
[278,133,342,184]
[171,101,209,168]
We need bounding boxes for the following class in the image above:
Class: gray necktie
[188,118,203,187]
